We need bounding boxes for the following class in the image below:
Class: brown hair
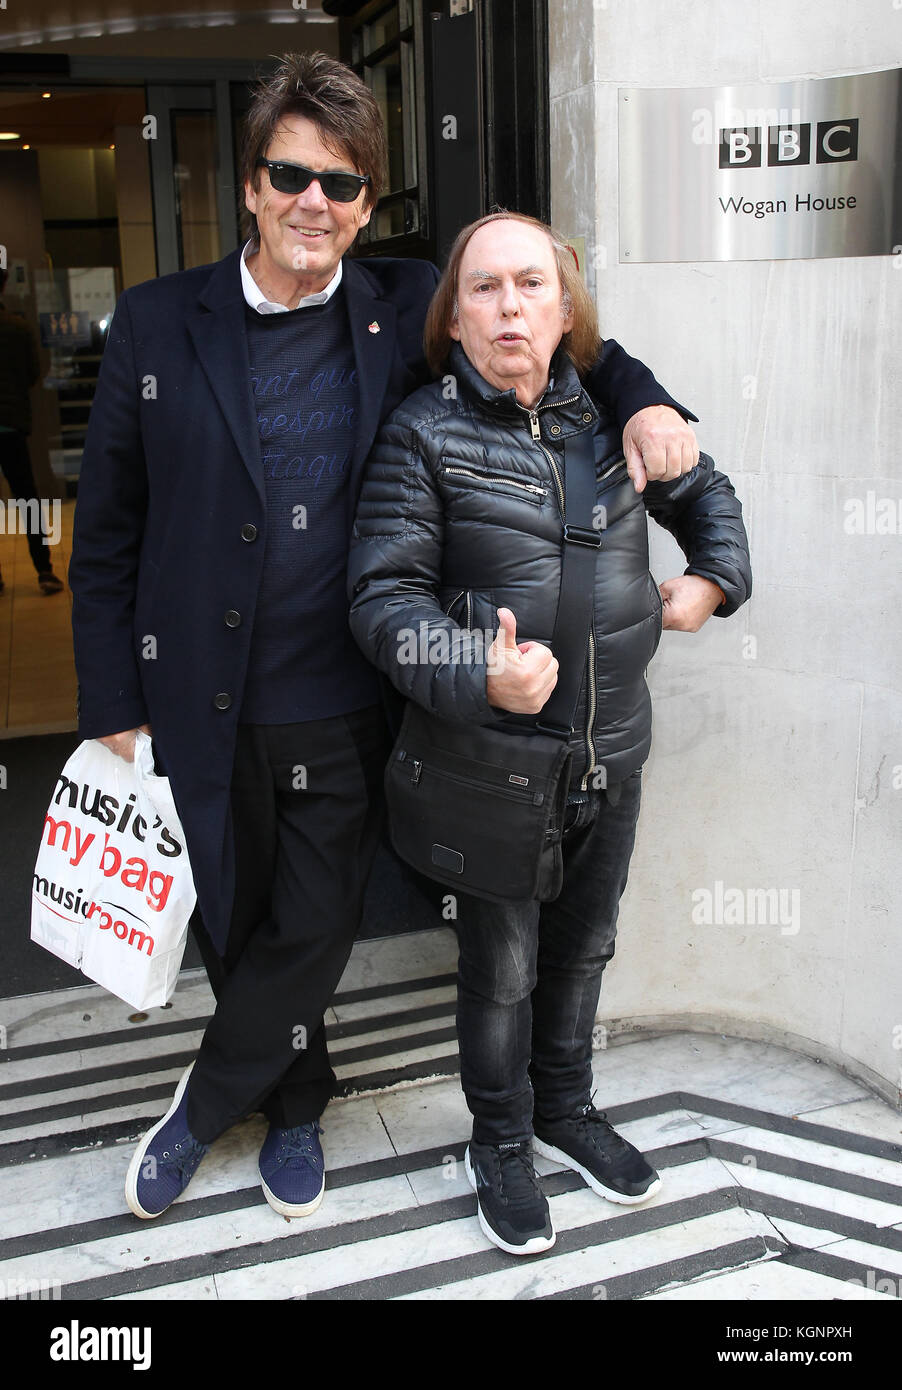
[424,211,601,378]
[239,52,386,244]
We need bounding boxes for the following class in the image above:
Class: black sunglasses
[256,158,370,203]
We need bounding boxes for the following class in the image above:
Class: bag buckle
[563,524,601,548]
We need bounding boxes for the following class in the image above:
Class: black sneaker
[533,1101,661,1205]
[465,1139,556,1256]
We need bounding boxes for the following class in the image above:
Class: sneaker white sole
[259,1171,325,1219]
[124,1062,198,1220]
[464,1146,556,1256]
[532,1136,662,1206]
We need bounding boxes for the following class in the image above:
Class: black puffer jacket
[348,343,752,788]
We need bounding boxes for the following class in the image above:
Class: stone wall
[549,0,902,1104]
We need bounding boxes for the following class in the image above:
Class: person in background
[0,267,64,596]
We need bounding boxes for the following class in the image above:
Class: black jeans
[0,430,53,575]
[453,771,642,1145]
[185,705,389,1145]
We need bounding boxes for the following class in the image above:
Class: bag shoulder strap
[534,428,600,738]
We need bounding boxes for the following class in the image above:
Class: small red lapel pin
[368,320,380,334]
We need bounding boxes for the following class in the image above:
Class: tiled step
[1,929,900,1301]
[0,968,460,1154]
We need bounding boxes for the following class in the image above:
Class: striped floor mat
[1,935,901,1301]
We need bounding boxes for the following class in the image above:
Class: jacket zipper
[523,394,581,429]
[534,433,565,514]
[521,397,580,440]
[581,462,625,787]
[446,588,475,628]
[442,464,548,498]
[581,628,598,791]
[524,403,599,787]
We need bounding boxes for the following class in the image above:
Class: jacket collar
[188,251,260,498]
[341,257,398,497]
[197,247,246,312]
[447,341,598,436]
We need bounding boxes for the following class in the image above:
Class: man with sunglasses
[69,51,702,1223]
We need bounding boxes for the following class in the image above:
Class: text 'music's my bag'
[30,732,196,1009]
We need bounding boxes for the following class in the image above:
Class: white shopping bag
[30,732,196,1009]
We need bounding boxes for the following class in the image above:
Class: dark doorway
[332,0,550,265]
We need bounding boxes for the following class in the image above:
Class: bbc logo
[719,120,859,168]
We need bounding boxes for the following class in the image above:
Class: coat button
[582,412,593,422]
[549,424,562,435]
[213,692,232,710]
[224,610,241,628]
[241,524,258,542]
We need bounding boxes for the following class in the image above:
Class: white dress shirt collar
[240,239,343,314]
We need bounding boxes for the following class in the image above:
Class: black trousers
[185,705,389,1145]
[454,774,642,1144]
[0,430,53,575]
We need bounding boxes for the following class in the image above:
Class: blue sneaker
[125,1063,209,1219]
[259,1121,325,1218]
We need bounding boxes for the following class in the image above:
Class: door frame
[62,57,266,277]
[145,81,241,276]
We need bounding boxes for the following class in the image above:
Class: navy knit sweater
[240,288,380,723]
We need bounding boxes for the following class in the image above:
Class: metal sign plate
[618,70,902,262]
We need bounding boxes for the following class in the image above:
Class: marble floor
[1,927,900,1302]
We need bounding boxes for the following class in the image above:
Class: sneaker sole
[532,1136,662,1206]
[260,1172,325,1219]
[124,1062,198,1220]
[464,1147,556,1257]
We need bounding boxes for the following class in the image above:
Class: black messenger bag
[384,429,602,904]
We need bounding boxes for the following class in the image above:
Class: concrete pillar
[549,0,902,1105]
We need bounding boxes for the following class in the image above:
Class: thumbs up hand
[485,607,559,714]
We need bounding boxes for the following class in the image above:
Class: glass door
[146,82,242,276]
[347,0,431,258]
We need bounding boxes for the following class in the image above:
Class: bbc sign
[619,71,901,262]
[719,121,859,168]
